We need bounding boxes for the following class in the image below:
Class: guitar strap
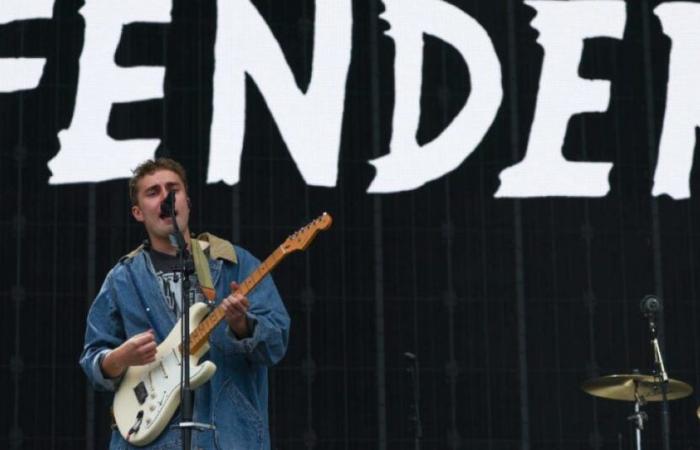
[191,239,216,303]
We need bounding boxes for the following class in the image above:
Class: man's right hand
[101,330,157,379]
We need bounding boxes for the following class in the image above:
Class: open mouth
[159,211,178,220]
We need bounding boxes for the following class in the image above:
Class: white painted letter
[208,0,352,186]
[368,0,503,193]
[652,2,700,199]
[48,1,171,184]
[496,1,625,198]
[0,1,53,92]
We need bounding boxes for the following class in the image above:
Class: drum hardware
[581,373,692,450]
[627,390,646,450]
[640,295,671,450]
[581,296,694,449]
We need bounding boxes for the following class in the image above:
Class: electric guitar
[112,213,333,446]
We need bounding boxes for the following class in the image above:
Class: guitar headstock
[281,212,333,253]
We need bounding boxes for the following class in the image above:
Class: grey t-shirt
[148,248,205,316]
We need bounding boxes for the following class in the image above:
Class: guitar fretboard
[188,246,286,354]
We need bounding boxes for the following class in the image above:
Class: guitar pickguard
[113,303,216,446]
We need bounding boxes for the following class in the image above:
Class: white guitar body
[113,303,217,446]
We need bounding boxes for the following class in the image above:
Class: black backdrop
[3,0,700,448]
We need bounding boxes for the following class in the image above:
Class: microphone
[161,190,184,250]
[160,190,176,218]
[640,295,662,318]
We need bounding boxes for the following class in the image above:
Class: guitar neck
[189,246,287,354]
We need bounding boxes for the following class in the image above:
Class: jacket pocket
[109,429,181,450]
[213,379,265,450]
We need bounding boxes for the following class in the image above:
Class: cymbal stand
[626,387,647,450]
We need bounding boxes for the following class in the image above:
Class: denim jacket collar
[120,233,238,265]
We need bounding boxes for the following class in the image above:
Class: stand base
[173,422,216,432]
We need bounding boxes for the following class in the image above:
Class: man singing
[80,158,290,449]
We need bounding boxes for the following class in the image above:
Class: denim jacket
[79,235,291,450]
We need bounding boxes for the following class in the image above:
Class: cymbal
[581,374,693,402]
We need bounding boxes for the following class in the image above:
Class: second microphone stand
[645,311,670,450]
[404,352,422,450]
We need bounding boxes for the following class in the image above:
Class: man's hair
[129,158,188,206]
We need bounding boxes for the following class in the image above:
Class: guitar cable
[126,410,144,442]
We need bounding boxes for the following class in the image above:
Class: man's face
[131,169,191,243]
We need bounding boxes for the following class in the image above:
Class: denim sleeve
[79,270,127,391]
[222,251,291,366]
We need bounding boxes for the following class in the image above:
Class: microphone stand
[168,205,196,450]
[646,313,670,450]
[404,352,422,450]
